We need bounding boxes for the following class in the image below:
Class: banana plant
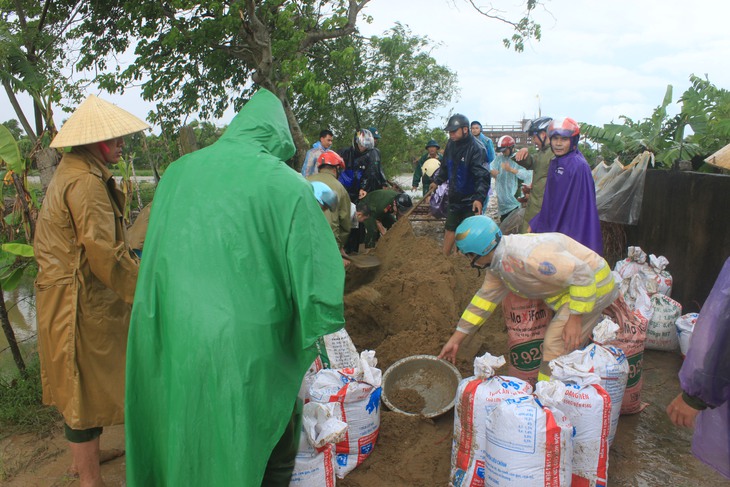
[581,84,703,168]
[0,125,36,240]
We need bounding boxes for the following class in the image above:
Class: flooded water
[0,279,37,380]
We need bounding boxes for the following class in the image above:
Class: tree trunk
[178,125,199,156]
[35,147,60,193]
[0,285,26,376]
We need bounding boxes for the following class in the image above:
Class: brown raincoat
[34,148,139,429]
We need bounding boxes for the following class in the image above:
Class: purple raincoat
[679,257,730,478]
[529,149,603,255]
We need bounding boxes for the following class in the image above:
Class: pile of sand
[340,219,507,486]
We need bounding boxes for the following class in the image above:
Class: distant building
[482,119,531,150]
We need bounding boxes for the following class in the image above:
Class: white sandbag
[450,353,533,487]
[676,313,699,358]
[621,274,655,323]
[562,319,629,445]
[299,356,325,402]
[484,382,574,486]
[299,329,360,401]
[309,350,382,478]
[550,358,611,486]
[645,294,682,351]
[317,328,359,369]
[290,403,348,487]
[614,246,672,297]
[646,254,673,296]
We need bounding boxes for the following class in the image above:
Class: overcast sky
[3,0,729,133]
[358,0,730,128]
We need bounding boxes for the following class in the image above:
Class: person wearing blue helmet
[438,215,617,380]
[311,181,338,212]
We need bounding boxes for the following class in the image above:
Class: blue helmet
[455,216,502,256]
[311,181,338,212]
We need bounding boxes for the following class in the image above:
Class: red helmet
[548,117,580,138]
[496,135,515,152]
[317,150,345,169]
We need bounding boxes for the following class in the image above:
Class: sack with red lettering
[503,293,553,387]
[563,319,628,445]
[290,402,348,487]
[298,329,360,401]
[549,358,611,487]
[614,247,673,297]
[450,353,533,487]
[645,294,682,351]
[484,382,574,486]
[602,295,649,415]
[308,350,382,478]
[676,313,699,358]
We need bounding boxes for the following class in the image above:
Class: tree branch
[300,0,370,51]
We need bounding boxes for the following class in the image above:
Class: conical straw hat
[705,142,730,170]
[50,94,150,148]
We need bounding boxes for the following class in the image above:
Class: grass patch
[0,354,61,438]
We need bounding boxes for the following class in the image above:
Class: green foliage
[1,1,89,138]
[580,80,720,169]
[0,125,22,173]
[0,355,61,436]
[293,24,458,176]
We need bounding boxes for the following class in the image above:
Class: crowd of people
[32,91,729,487]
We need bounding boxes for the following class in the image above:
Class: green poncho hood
[125,89,345,486]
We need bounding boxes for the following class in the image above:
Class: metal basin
[381,355,462,418]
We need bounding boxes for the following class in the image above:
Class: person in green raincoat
[125,89,346,486]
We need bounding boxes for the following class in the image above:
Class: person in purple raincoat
[528,117,603,255]
[667,257,730,479]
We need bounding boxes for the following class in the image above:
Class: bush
[0,354,60,437]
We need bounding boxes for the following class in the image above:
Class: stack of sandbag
[299,328,360,401]
[602,296,648,415]
[549,357,611,486]
[290,402,348,487]
[613,246,682,352]
[484,381,574,486]
[561,319,629,444]
[308,350,382,478]
[676,313,699,358]
[502,293,553,387]
[614,247,673,296]
[450,353,533,486]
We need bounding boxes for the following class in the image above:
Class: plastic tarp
[679,257,730,478]
[593,151,652,225]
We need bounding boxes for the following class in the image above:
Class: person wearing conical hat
[412,139,442,195]
[34,94,148,487]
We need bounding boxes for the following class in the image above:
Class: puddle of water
[0,278,37,380]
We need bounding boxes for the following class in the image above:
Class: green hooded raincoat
[125,89,346,486]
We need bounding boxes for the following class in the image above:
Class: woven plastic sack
[503,293,553,387]
[563,319,629,445]
[308,350,382,478]
[645,294,682,351]
[603,295,649,415]
[450,353,533,487]
[290,402,348,487]
[484,382,574,486]
[676,313,699,358]
[550,358,611,486]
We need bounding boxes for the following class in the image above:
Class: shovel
[344,253,381,269]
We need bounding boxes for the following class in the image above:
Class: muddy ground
[2,218,729,486]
